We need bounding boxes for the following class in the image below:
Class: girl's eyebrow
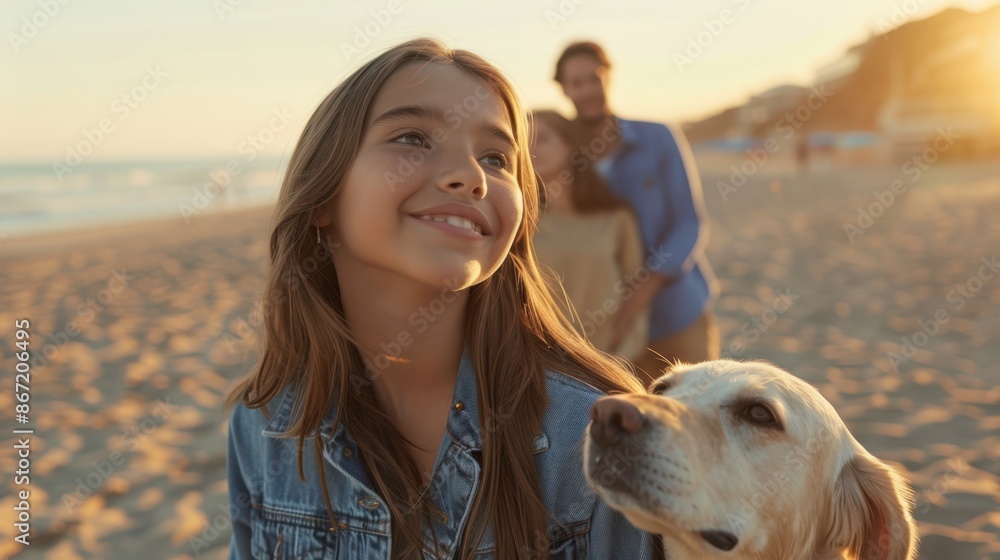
[369,103,446,129]
[369,103,518,155]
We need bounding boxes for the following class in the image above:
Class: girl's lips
[410,215,488,240]
[409,203,493,236]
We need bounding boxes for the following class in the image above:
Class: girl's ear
[314,199,338,229]
[825,451,918,560]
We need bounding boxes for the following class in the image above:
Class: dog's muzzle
[586,396,648,492]
[590,396,648,446]
[586,396,742,553]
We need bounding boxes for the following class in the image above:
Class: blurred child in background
[530,110,649,363]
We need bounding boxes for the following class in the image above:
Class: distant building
[685,5,1000,162]
[877,8,1000,159]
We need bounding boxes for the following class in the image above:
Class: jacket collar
[260,345,548,453]
[614,115,640,154]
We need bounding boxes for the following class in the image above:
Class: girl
[530,110,650,364]
[225,38,661,559]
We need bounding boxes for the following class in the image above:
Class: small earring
[315,222,321,244]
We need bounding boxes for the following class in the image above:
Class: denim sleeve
[227,406,254,560]
[588,498,664,559]
[648,124,709,280]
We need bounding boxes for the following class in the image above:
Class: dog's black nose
[700,530,738,551]
[590,396,646,446]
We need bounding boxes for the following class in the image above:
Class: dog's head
[583,360,918,559]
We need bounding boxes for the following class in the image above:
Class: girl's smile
[409,201,493,239]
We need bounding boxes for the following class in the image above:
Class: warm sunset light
[2,2,999,559]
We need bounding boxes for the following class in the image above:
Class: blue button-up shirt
[595,117,718,339]
[226,346,662,558]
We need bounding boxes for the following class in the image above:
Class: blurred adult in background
[554,41,719,382]
[530,109,649,363]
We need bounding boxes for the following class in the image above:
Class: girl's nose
[436,156,488,199]
[439,178,487,200]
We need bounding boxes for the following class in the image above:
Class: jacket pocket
[249,503,336,559]
[546,519,589,560]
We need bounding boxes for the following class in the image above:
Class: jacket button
[343,447,353,458]
[359,496,381,509]
[432,508,448,524]
[453,401,464,411]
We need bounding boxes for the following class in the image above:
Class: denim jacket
[226,347,663,559]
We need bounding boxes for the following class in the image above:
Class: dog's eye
[649,377,675,394]
[741,402,782,430]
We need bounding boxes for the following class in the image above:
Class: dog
[584,360,918,559]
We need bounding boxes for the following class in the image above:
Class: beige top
[533,207,650,361]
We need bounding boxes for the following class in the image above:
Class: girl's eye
[392,131,426,147]
[481,153,511,170]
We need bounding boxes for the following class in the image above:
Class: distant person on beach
[554,41,719,382]
[796,133,810,173]
[530,109,649,363]
[224,39,660,559]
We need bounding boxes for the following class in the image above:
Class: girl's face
[328,62,523,292]
[530,119,572,181]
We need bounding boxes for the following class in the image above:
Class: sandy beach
[1,158,998,559]
[0,205,275,560]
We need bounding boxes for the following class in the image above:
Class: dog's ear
[826,451,918,560]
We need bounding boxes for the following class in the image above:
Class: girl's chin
[392,245,510,291]
[407,263,486,292]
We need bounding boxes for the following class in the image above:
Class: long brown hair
[530,109,630,214]
[225,38,645,559]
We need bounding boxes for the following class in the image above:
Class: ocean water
[0,159,284,237]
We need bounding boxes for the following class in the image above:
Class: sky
[3,0,997,163]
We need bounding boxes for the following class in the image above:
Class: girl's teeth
[420,215,481,234]
[445,216,469,229]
